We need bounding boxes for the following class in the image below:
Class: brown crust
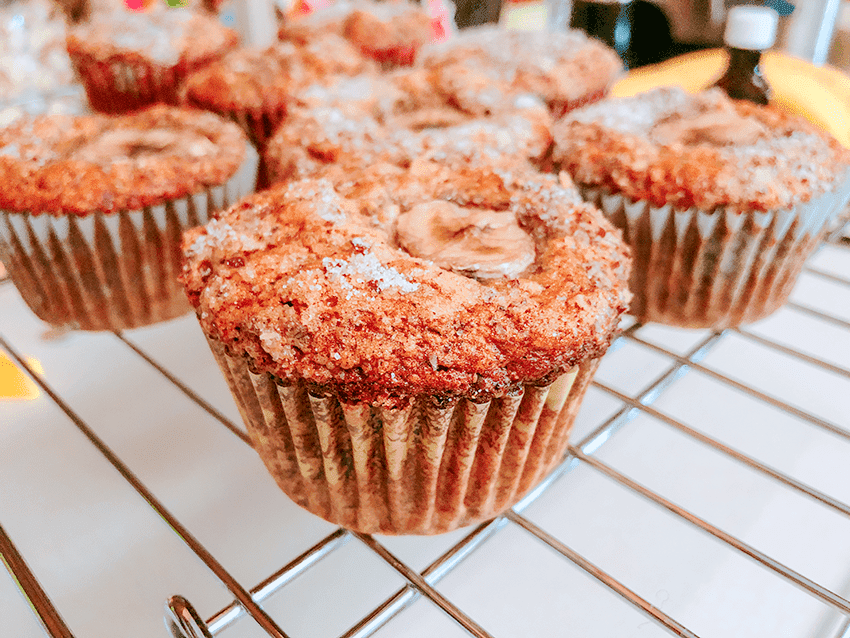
[415,26,623,116]
[182,160,631,408]
[553,87,850,213]
[0,105,248,215]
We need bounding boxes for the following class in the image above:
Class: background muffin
[553,87,850,328]
[414,26,624,118]
[66,5,238,114]
[0,105,257,330]
[181,159,630,534]
[279,0,434,69]
[264,71,553,185]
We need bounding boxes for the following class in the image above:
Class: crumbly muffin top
[181,36,377,112]
[265,92,553,184]
[66,6,238,67]
[182,159,631,407]
[415,26,623,116]
[280,0,433,66]
[553,87,850,213]
[0,105,247,215]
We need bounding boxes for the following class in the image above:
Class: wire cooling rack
[1,225,849,638]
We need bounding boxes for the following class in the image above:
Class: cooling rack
[1,225,849,638]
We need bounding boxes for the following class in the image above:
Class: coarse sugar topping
[0,105,248,215]
[554,87,850,212]
[182,159,631,407]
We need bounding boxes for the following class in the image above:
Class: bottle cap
[724,5,779,51]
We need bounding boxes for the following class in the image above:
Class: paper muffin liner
[206,336,600,535]
[0,143,258,331]
[68,51,204,114]
[582,178,850,328]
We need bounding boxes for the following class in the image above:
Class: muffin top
[181,36,377,113]
[553,87,850,213]
[265,87,553,184]
[414,26,623,117]
[182,159,631,407]
[280,0,433,67]
[0,105,247,215]
[66,6,238,67]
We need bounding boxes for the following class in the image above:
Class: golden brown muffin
[182,159,630,534]
[553,87,850,327]
[279,0,433,68]
[264,85,554,185]
[0,105,257,330]
[66,6,238,113]
[181,36,377,149]
[415,26,624,118]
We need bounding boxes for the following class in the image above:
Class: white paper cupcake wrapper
[0,143,258,331]
[206,335,599,535]
[582,178,850,328]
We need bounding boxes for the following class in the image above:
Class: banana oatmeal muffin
[181,159,630,534]
[414,26,623,118]
[264,84,553,185]
[66,5,238,113]
[279,0,434,68]
[181,35,377,150]
[553,87,850,328]
[0,105,257,330]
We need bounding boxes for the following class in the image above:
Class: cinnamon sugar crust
[415,26,623,117]
[553,87,850,213]
[181,36,377,114]
[279,0,433,68]
[66,6,238,69]
[0,105,247,215]
[182,160,631,408]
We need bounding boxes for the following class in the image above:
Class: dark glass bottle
[569,0,635,69]
[713,48,771,105]
[711,6,779,106]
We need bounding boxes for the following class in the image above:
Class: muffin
[279,0,434,69]
[414,26,624,118]
[0,105,257,331]
[553,87,850,328]
[264,83,553,185]
[66,6,239,114]
[181,36,377,150]
[181,159,630,534]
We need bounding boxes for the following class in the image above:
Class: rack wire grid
[1,222,849,638]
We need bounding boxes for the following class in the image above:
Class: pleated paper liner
[582,182,850,329]
[206,336,600,535]
[0,143,258,331]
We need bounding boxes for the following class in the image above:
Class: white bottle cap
[724,5,779,51]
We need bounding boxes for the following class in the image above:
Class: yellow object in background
[612,48,850,148]
[0,353,42,401]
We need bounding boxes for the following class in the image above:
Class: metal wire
[0,335,292,638]
[1,236,848,638]
[0,523,76,638]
